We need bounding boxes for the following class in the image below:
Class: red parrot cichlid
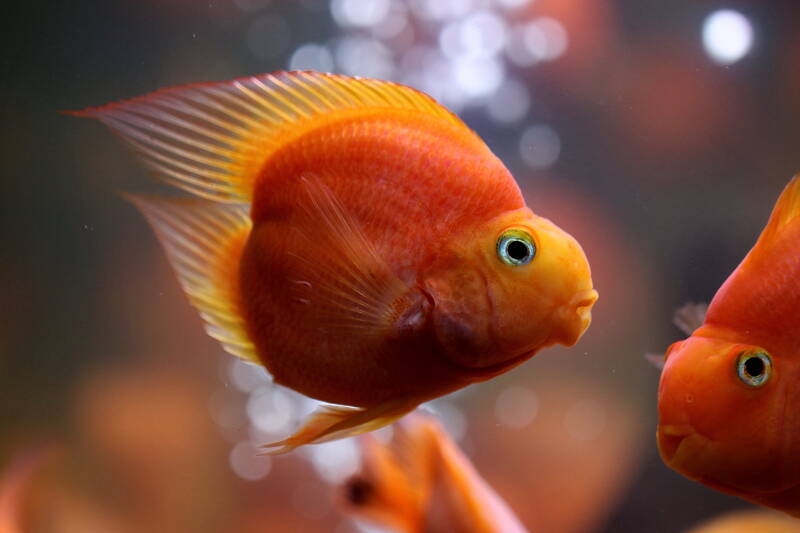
[657,176,800,515]
[340,413,528,533]
[75,71,597,452]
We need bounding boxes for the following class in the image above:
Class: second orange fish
[76,71,597,452]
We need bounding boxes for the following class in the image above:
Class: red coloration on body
[658,176,800,516]
[75,71,596,452]
[239,108,522,407]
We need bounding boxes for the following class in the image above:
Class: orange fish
[657,176,800,515]
[75,71,597,452]
[0,447,56,533]
[340,412,528,533]
[684,509,800,533]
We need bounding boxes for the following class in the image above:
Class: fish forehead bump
[704,177,800,342]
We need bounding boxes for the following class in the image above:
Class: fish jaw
[550,288,598,347]
[657,423,709,472]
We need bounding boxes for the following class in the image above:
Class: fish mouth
[554,288,598,346]
[657,424,695,463]
[657,423,716,479]
[573,288,598,322]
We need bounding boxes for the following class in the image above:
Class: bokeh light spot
[331,0,391,28]
[702,9,753,65]
[495,385,539,429]
[421,400,467,442]
[371,4,409,39]
[520,124,560,168]
[228,357,270,393]
[246,387,294,435]
[289,43,335,72]
[563,400,607,441]
[488,78,530,123]
[229,441,272,481]
[307,437,361,484]
[495,0,531,9]
[439,11,506,60]
[454,57,504,98]
[335,36,395,79]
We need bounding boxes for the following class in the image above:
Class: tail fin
[128,195,258,363]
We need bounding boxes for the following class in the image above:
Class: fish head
[657,334,800,495]
[426,207,597,371]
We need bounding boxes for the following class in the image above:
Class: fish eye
[736,351,772,387]
[497,229,536,266]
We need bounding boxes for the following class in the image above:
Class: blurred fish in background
[340,412,528,533]
[684,510,800,533]
[0,447,57,533]
[5,0,800,531]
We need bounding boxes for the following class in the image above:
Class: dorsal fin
[751,175,800,254]
[72,72,467,203]
[127,195,258,363]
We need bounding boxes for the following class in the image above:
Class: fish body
[684,510,800,533]
[341,413,529,533]
[241,109,524,407]
[657,176,800,514]
[0,448,55,533]
[76,71,596,451]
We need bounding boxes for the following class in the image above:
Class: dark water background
[3,1,800,531]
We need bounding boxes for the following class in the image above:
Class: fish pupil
[744,356,765,378]
[507,239,530,261]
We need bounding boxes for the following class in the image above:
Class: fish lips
[544,288,598,348]
[658,424,707,467]
[657,424,788,496]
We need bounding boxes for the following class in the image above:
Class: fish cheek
[425,270,495,369]
[433,311,486,362]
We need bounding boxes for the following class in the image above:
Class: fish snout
[554,288,598,346]
[657,424,695,463]
[572,288,598,322]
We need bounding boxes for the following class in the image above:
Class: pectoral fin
[672,302,708,336]
[289,175,411,337]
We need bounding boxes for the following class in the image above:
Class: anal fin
[261,401,415,455]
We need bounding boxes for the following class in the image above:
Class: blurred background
[3,0,800,531]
